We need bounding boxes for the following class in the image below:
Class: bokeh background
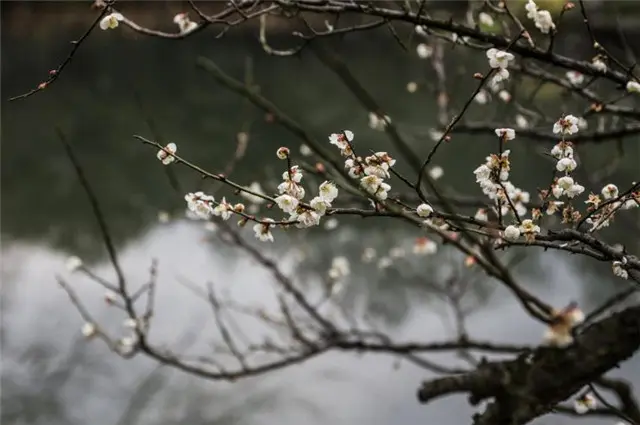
[2,1,640,425]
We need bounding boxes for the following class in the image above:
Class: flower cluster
[525,1,556,34]
[583,184,638,232]
[486,48,514,82]
[156,143,177,165]
[543,302,585,347]
[272,151,340,232]
[185,191,245,222]
[331,131,396,201]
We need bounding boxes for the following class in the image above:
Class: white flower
[429,166,444,180]
[565,183,585,198]
[294,210,321,228]
[494,128,516,140]
[557,176,574,191]
[406,81,418,93]
[413,237,437,255]
[275,194,299,214]
[185,192,214,220]
[515,114,529,129]
[474,90,489,104]
[474,164,491,182]
[65,256,83,273]
[328,256,350,281]
[553,115,579,135]
[525,0,538,19]
[99,12,124,30]
[592,59,607,73]
[475,208,488,222]
[329,131,355,155]
[627,80,640,93]
[601,184,619,200]
[416,43,433,59]
[173,13,198,33]
[282,165,303,183]
[319,181,339,202]
[310,196,330,215]
[503,225,521,241]
[416,203,433,217]
[253,219,274,242]
[123,318,138,329]
[551,142,573,159]
[415,25,427,37]
[240,182,266,204]
[574,393,597,414]
[81,322,97,339]
[278,180,305,200]
[156,143,177,165]
[276,147,290,159]
[566,71,584,85]
[533,10,555,33]
[478,12,494,27]
[556,157,577,173]
[212,197,234,220]
[519,219,540,235]
[369,112,391,131]
[613,261,629,279]
[486,48,514,69]
[360,175,384,195]
[498,90,511,102]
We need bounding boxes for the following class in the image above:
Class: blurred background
[2,1,640,425]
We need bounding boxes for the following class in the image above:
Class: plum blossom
[360,175,391,200]
[553,115,580,135]
[212,197,234,220]
[413,237,438,255]
[627,80,640,93]
[253,219,274,242]
[318,181,339,202]
[556,157,577,173]
[100,12,123,30]
[185,192,215,220]
[416,203,434,217]
[601,184,619,200]
[276,147,290,159]
[494,128,516,141]
[275,194,299,214]
[574,393,597,414]
[486,48,515,69]
[173,13,198,33]
[566,71,584,85]
[503,225,521,241]
[156,143,177,165]
[592,58,607,73]
[329,131,355,156]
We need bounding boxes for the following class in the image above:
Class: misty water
[2,6,640,425]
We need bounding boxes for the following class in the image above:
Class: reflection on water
[2,220,638,425]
